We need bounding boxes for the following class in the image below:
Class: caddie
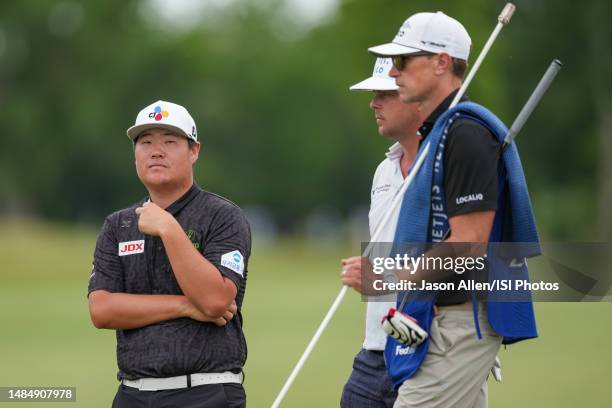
[365,11,540,408]
[88,100,250,407]
[339,58,426,407]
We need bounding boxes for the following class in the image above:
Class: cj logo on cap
[118,240,145,256]
[148,105,169,121]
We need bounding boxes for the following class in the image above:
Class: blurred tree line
[0,0,609,240]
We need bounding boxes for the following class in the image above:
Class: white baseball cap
[349,58,398,91]
[126,100,198,143]
[368,12,471,60]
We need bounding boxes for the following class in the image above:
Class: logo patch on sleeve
[221,250,245,276]
[118,240,145,256]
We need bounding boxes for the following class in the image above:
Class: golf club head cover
[382,307,427,347]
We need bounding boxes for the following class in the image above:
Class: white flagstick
[270,146,429,408]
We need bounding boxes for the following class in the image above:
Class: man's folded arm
[160,221,238,319]
[88,290,235,330]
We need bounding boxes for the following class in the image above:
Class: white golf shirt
[363,142,406,350]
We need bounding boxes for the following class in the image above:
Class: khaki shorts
[394,303,502,408]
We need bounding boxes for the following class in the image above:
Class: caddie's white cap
[368,12,471,60]
[349,58,398,91]
[126,100,198,142]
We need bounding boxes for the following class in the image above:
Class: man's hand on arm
[183,298,238,327]
[340,256,363,291]
[88,290,237,330]
[135,202,237,319]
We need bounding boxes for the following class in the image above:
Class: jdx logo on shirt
[118,240,145,256]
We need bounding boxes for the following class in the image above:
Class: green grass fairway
[1,219,611,407]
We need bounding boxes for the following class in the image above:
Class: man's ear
[434,53,453,76]
[190,142,201,164]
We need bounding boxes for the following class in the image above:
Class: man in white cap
[339,58,426,407]
[88,100,250,407]
[363,11,521,408]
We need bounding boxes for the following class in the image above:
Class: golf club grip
[498,3,516,25]
[504,59,562,146]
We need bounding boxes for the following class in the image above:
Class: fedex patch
[118,240,145,256]
[221,250,244,276]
